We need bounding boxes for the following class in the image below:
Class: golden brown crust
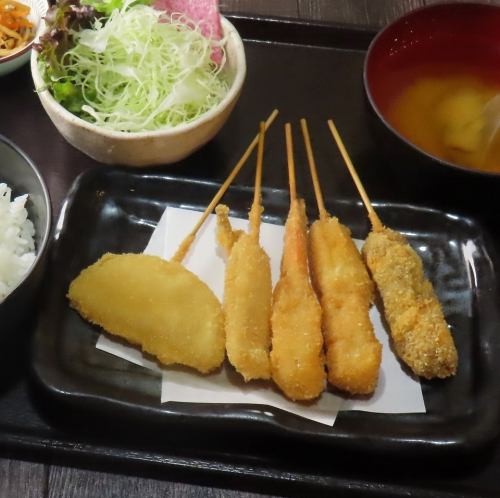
[223,233,273,381]
[309,217,381,394]
[215,204,243,256]
[270,199,326,400]
[68,253,225,373]
[362,228,458,379]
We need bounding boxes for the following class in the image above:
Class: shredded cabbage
[51,0,229,132]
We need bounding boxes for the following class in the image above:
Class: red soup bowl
[364,2,500,181]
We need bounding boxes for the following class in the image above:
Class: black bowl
[0,135,51,332]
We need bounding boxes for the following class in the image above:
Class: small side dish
[0,0,34,57]
[30,0,245,165]
[0,182,35,302]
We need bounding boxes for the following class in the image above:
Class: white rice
[0,183,36,302]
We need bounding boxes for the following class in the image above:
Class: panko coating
[363,228,458,379]
[68,253,225,373]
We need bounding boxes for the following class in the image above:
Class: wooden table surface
[2,1,499,497]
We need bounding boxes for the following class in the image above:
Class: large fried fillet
[68,253,225,373]
[309,216,381,394]
[363,228,458,379]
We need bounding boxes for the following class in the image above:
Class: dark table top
[2,1,500,497]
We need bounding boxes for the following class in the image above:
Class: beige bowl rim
[30,15,246,139]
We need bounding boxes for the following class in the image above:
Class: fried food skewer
[327,120,383,231]
[172,108,279,263]
[215,122,273,381]
[301,118,381,394]
[249,121,265,240]
[69,111,279,375]
[270,123,326,400]
[327,119,458,379]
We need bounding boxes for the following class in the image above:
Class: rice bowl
[0,134,51,332]
[0,183,36,302]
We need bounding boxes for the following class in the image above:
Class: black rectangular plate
[32,167,500,460]
[3,14,500,497]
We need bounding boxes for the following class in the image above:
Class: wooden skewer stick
[327,119,384,232]
[285,123,297,202]
[249,121,266,240]
[300,118,328,221]
[171,108,279,263]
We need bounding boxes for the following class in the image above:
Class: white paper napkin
[96,206,426,425]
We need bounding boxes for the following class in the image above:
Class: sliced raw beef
[154,0,223,63]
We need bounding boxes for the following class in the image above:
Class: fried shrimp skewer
[327,119,458,379]
[270,123,326,401]
[68,111,279,375]
[215,122,273,381]
[301,119,381,394]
